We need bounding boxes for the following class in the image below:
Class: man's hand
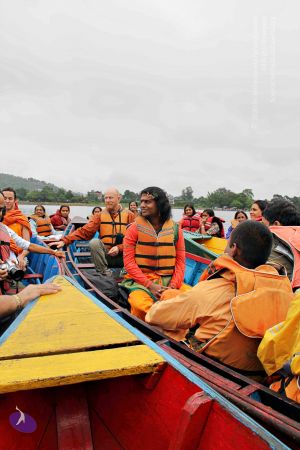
[49,241,65,249]
[53,250,66,259]
[148,282,168,299]
[18,283,62,308]
[17,254,27,271]
[0,268,8,280]
[107,246,120,257]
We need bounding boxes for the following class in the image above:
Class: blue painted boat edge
[46,274,288,450]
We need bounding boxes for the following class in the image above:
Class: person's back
[146,221,293,375]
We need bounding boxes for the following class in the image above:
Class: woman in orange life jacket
[180,204,201,232]
[225,210,248,239]
[128,201,139,218]
[262,198,300,287]
[88,206,102,222]
[29,205,58,237]
[250,200,268,222]
[198,209,225,238]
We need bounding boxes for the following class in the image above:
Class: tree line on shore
[11,185,300,210]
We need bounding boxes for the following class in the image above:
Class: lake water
[20,204,246,233]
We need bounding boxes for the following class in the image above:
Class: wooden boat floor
[0,276,164,393]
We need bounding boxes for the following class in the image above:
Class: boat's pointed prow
[0,276,164,393]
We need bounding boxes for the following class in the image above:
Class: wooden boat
[183,230,227,260]
[26,235,63,283]
[0,275,289,449]
[60,217,300,448]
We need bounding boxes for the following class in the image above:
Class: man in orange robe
[122,187,188,321]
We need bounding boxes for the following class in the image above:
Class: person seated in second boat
[198,209,225,238]
[29,204,60,238]
[146,221,293,375]
[180,204,201,232]
[88,206,102,222]
[262,198,300,289]
[55,188,135,274]
[128,201,139,218]
[250,200,267,222]
[225,210,248,239]
[122,186,189,321]
[50,205,71,231]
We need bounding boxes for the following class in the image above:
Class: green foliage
[1,173,300,210]
[122,190,139,202]
[0,173,58,192]
[180,186,194,201]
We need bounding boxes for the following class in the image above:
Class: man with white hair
[56,188,135,273]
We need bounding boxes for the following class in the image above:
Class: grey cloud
[0,0,299,199]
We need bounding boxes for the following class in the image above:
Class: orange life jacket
[198,254,293,373]
[270,377,300,403]
[30,215,53,237]
[270,226,300,289]
[181,214,200,232]
[100,209,131,249]
[134,216,176,276]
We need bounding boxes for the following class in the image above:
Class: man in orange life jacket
[146,221,293,374]
[122,187,188,321]
[56,188,135,273]
[262,198,300,290]
[1,187,32,271]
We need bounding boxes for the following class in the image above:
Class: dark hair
[234,210,248,220]
[184,204,196,216]
[59,205,70,212]
[202,208,215,217]
[92,206,102,214]
[34,204,46,214]
[229,221,273,268]
[129,201,138,208]
[263,199,300,226]
[1,187,17,200]
[252,200,268,214]
[140,186,171,223]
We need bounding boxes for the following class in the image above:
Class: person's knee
[89,239,105,253]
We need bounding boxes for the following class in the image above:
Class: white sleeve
[29,219,38,237]
[5,225,30,250]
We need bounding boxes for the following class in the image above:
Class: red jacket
[50,210,71,231]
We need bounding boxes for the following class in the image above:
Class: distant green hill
[0,173,61,192]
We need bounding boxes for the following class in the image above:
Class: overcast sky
[0,0,299,198]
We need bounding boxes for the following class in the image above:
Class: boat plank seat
[75,242,91,249]
[0,276,165,393]
[0,345,164,393]
[73,252,91,257]
[77,263,95,269]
